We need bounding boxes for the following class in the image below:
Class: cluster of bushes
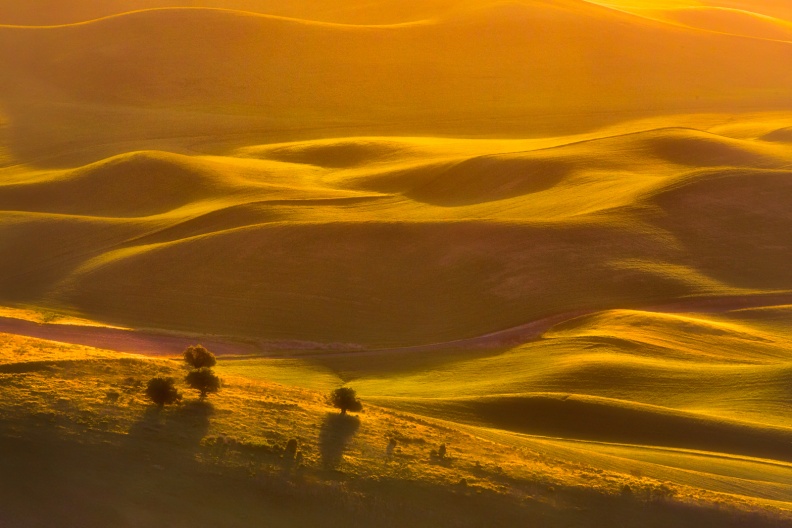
[145,344,221,407]
[142,347,374,470]
[145,346,363,416]
[145,376,182,407]
[183,345,221,398]
[141,356,461,472]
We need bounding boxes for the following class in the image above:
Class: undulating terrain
[1,1,791,526]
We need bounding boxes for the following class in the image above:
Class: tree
[329,387,363,415]
[145,376,182,407]
[185,367,221,399]
[183,344,217,369]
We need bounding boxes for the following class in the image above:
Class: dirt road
[1,292,790,358]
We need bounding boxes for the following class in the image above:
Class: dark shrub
[105,389,121,403]
[328,387,363,415]
[183,344,217,369]
[185,367,221,399]
[145,377,182,407]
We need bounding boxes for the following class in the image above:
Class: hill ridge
[0,6,436,30]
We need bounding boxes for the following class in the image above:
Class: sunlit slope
[1,126,791,345]
[0,151,263,217]
[465,424,792,507]
[3,4,792,162]
[3,304,790,511]
[3,332,790,523]
[335,308,792,456]
[633,7,792,41]
[218,305,792,500]
[598,0,792,23]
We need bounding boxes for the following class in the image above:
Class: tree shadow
[126,400,214,455]
[318,412,360,470]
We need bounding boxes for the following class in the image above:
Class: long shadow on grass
[319,412,360,470]
[0,423,786,528]
[126,400,213,456]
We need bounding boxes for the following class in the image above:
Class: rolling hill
[1,1,792,526]
[1,3,792,164]
[2,125,791,345]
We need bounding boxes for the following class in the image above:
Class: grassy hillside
[215,304,792,508]
[1,332,790,527]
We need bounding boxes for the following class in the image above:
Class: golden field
[0,1,791,526]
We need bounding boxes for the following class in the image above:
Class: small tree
[185,367,221,399]
[145,376,182,407]
[329,387,363,415]
[183,344,217,369]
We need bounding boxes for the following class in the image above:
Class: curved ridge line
[0,6,434,30]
